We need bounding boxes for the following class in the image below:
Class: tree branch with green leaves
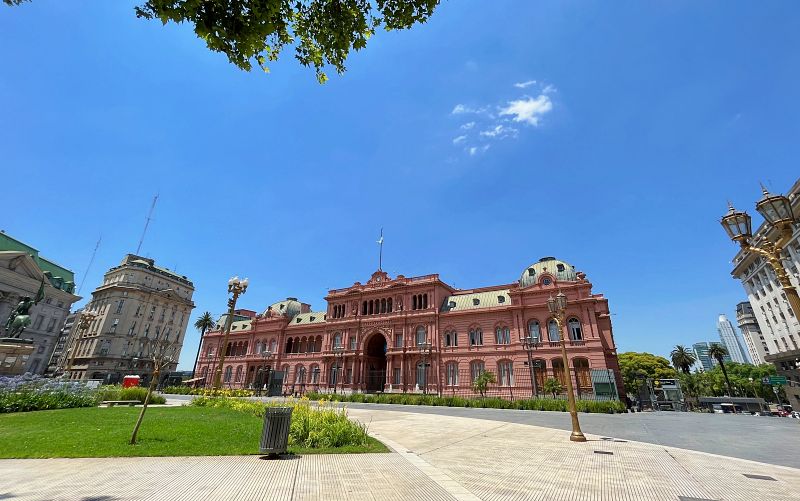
[5,0,441,83]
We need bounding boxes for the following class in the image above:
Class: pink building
[196,257,624,399]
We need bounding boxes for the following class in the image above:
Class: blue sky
[2,1,798,369]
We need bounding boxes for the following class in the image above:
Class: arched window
[315,336,323,352]
[387,298,393,312]
[310,365,320,383]
[412,295,418,310]
[333,332,342,348]
[269,339,277,353]
[416,326,427,345]
[446,362,458,386]
[423,294,428,309]
[362,301,367,315]
[498,361,513,386]
[444,330,457,347]
[285,338,293,354]
[574,358,591,389]
[224,366,233,383]
[235,366,243,383]
[547,320,560,342]
[528,320,541,343]
[243,341,249,355]
[495,326,510,345]
[381,298,386,313]
[256,340,263,354]
[469,328,483,346]
[568,318,583,340]
[296,366,306,384]
[200,367,208,378]
[225,343,232,356]
[470,361,485,381]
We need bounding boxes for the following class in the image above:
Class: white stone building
[730,178,800,406]
[0,232,81,374]
[736,301,769,365]
[59,254,195,384]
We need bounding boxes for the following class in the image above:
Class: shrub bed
[97,385,166,405]
[0,375,99,413]
[160,386,254,397]
[303,391,626,413]
[190,396,373,449]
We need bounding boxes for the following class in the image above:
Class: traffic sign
[769,376,787,386]
[761,377,771,385]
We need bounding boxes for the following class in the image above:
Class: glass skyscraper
[717,314,750,364]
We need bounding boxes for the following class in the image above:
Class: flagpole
[378,228,383,271]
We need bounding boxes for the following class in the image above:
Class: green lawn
[0,406,387,458]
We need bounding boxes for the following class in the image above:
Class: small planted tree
[130,337,178,445]
[543,377,563,399]
[472,371,496,398]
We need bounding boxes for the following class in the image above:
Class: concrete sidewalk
[1,408,798,500]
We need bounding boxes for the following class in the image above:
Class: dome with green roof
[519,257,577,287]
[262,297,304,319]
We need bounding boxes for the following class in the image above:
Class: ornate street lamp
[332,344,345,394]
[547,291,587,442]
[522,335,540,397]
[722,186,800,319]
[417,341,432,395]
[212,276,249,389]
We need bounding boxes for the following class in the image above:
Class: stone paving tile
[3,408,799,500]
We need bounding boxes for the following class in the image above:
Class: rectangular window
[499,361,513,386]
[446,364,458,386]
[115,300,124,314]
[110,318,119,332]
[46,318,56,332]
[33,315,44,330]
[128,321,136,336]
[393,367,401,385]
[349,336,356,350]
[471,362,485,381]
[149,306,156,320]
[470,329,483,346]
[395,334,403,348]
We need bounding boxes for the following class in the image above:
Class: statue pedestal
[0,338,35,376]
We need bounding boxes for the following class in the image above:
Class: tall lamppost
[332,344,344,394]
[417,341,432,395]
[522,335,540,397]
[722,186,800,318]
[213,276,249,389]
[547,291,587,442]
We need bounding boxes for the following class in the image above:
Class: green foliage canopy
[617,352,677,395]
[4,0,441,83]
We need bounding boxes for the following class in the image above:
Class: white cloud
[542,84,556,94]
[451,104,486,115]
[513,80,537,89]
[452,135,467,145]
[499,95,553,126]
[480,124,518,138]
[460,121,476,130]
[467,144,491,156]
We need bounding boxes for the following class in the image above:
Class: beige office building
[60,254,194,384]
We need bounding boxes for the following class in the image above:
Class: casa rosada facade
[196,257,624,399]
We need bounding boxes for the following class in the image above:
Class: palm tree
[708,343,733,396]
[670,345,697,374]
[191,312,215,379]
[543,377,563,399]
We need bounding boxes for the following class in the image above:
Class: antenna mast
[78,236,101,295]
[136,194,159,255]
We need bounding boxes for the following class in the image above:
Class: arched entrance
[364,333,387,392]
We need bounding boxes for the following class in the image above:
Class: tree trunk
[719,361,733,397]
[190,327,207,379]
[130,368,159,445]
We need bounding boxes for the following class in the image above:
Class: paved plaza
[1,406,799,500]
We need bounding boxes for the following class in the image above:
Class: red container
[122,375,140,388]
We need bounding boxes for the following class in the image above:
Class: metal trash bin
[260,407,293,456]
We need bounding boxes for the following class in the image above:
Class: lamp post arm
[741,239,800,319]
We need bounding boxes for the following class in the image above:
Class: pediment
[0,252,44,282]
